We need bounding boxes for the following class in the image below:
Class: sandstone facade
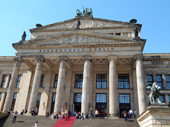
[0,16,169,117]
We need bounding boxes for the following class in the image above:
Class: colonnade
[3,54,147,116]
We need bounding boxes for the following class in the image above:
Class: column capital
[108,55,117,61]
[134,54,143,60]
[36,56,44,62]
[83,55,91,62]
[13,57,22,62]
[59,56,67,62]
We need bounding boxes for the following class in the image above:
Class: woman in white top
[35,121,38,127]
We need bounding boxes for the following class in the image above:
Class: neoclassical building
[0,15,170,117]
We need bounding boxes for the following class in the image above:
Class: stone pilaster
[81,55,91,114]
[27,56,44,114]
[54,56,67,114]
[135,54,147,115]
[3,57,21,111]
[108,55,117,117]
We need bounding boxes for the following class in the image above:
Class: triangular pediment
[30,17,141,32]
[21,32,135,46]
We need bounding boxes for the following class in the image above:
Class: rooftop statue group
[76,7,92,16]
[147,82,164,104]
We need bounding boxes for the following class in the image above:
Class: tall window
[168,95,170,104]
[0,93,2,101]
[96,94,106,103]
[51,93,56,114]
[159,95,165,103]
[16,75,21,88]
[75,74,83,88]
[165,75,170,89]
[54,74,58,88]
[119,94,130,103]
[74,94,82,102]
[118,74,129,88]
[7,75,11,88]
[36,93,41,109]
[40,74,44,87]
[96,74,107,88]
[156,75,163,89]
[11,93,17,111]
[1,75,7,88]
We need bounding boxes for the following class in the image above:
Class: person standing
[95,109,99,118]
[12,111,18,123]
[123,111,129,122]
[65,109,68,117]
[35,121,38,127]
[133,110,136,118]
[104,108,108,118]
[129,109,133,118]
[89,108,94,119]
[35,107,38,115]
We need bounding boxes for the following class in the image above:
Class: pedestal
[137,104,170,127]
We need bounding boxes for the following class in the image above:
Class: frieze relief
[45,20,122,30]
[39,35,113,45]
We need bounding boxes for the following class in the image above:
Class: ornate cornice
[13,42,145,50]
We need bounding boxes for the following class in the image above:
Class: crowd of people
[121,109,137,122]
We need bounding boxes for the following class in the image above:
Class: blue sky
[0,0,170,56]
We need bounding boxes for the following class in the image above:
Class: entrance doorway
[119,103,131,118]
[74,103,81,113]
[96,103,106,117]
[96,94,107,117]
[119,94,131,118]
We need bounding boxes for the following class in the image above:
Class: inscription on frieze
[39,47,114,53]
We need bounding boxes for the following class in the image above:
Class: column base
[108,114,119,119]
[24,112,32,116]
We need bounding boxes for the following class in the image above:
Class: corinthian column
[54,56,67,113]
[135,54,146,115]
[3,57,21,111]
[27,56,44,114]
[81,56,91,114]
[108,56,117,117]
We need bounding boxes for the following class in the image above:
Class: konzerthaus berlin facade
[0,15,170,118]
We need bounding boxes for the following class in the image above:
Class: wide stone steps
[0,114,139,127]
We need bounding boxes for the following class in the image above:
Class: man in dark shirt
[89,108,94,119]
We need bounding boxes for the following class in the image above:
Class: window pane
[159,95,165,103]
[0,93,2,101]
[168,95,170,103]
[102,82,106,88]
[165,75,170,89]
[96,82,101,88]
[37,93,41,101]
[74,94,82,102]
[96,74,107,89]
[156,75,162,81]
[119,94,130,103]
[124,82,129,89]
[40,74,44,87]
[52,93,56,102]
[157,82,163,89]
[102,74,107,82]
[14,93,17,99]
[75,74,83,88]
[1,82,5,88]
[97,74,101,82]
[119,82,123,88]
[147,75,153,83]
[96,94,106,103]
[118,74,129,88]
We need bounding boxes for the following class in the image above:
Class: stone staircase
[0,112,8,120]
[0,115,139,127]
